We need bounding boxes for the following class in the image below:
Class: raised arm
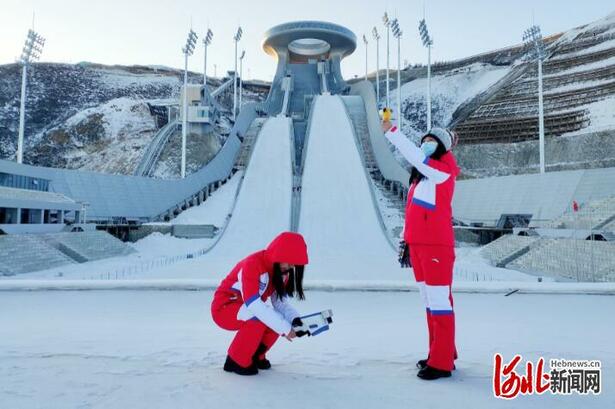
[384,125,450,185]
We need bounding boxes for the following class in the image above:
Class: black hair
[408,137,447,185]
[272,263,305,300]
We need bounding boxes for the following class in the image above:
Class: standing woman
[382,122,460,380]
[211,232,308,375]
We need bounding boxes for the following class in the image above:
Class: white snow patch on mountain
[388,63,510,141]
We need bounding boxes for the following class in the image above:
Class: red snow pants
[211,296,279,368]
[410,245,457,371]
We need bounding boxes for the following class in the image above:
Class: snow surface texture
[0,290,612,408]
[299,96,403,281]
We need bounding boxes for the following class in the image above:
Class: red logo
[493,354,551,399]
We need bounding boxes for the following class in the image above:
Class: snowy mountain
[0,62,268,177]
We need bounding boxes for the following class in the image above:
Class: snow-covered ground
[0,290,612,409]
[155,170,243,227]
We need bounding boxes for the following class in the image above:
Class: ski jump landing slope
[197,117,294,278]
[299,96,404,281]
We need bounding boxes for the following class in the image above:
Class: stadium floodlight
[362,34,368,81]
[233,26,243,121]
[202,28,213,86]
[391,19,403,129]
[239,50,245,109]
[16,29,45,164]
[523,24,546,174]
[383,12,391,108]
[181,29,199,179]
[418,19,433,131]
[372,27,381,102]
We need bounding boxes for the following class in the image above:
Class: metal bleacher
[454,24,615,144]
[0,234,77,275]
[0,231,136,275]
[548,196,615,230]
[42,231,135,263]
[480,235,539,268]
[508,238,615,282]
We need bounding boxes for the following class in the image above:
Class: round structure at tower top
[263,21,357,60]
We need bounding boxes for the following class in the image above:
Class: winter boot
[252,343,272,370]
[417,365,452,380]
[224,355,258,376]
[417,358,455,370]
[416,359,428,370]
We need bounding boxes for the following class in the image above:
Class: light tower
[372,27,381,102]
[391,18,403,129]
[239,50,245,109]
[362,34,368,81]
[202,28,213,86]
[523,24,547,174]
[17,29,45,164]
[383,12,391,108]
[181,29,198,179]
[418,19,433,131]
[233,26,243,121]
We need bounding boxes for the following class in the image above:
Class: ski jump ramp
[298,95,403,280]
[198,116,294,277]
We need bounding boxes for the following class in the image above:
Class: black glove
[291,317,309,337]
[398,240,411,268]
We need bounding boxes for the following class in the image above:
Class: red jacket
[385,127,460,247]
[212,232,309,335]
[405,152,459,247]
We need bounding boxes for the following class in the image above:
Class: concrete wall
[456,130,615,179]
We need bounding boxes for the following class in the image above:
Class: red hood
[265,232,309,266]
[439,152,460,178]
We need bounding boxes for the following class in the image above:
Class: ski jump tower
[262,21,356,164]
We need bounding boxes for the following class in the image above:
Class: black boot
[417,358,455,370]
[417,365,452,380]
[416,359,428,370]
[223,355,258,376]
[252,343,272,370]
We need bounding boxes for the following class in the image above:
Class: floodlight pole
[392,19,403,130]
[239,51,245,109]
[203,29,213,86]
[362,35,368,81]
[537,56,545,174]
[17,29,45,164]
[17,64,28,164]
[182,51,189,178]
[427,43,432,130]
[233,26,242,121]
[524,25,546,174]
[373,27,381,102]
[181,29,198,179]
[383,13,391,108]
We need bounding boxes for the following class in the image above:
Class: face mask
[421,141,438,157]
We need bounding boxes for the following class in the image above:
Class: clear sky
[1,0,612,81]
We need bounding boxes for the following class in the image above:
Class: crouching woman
[211,232,308,375]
